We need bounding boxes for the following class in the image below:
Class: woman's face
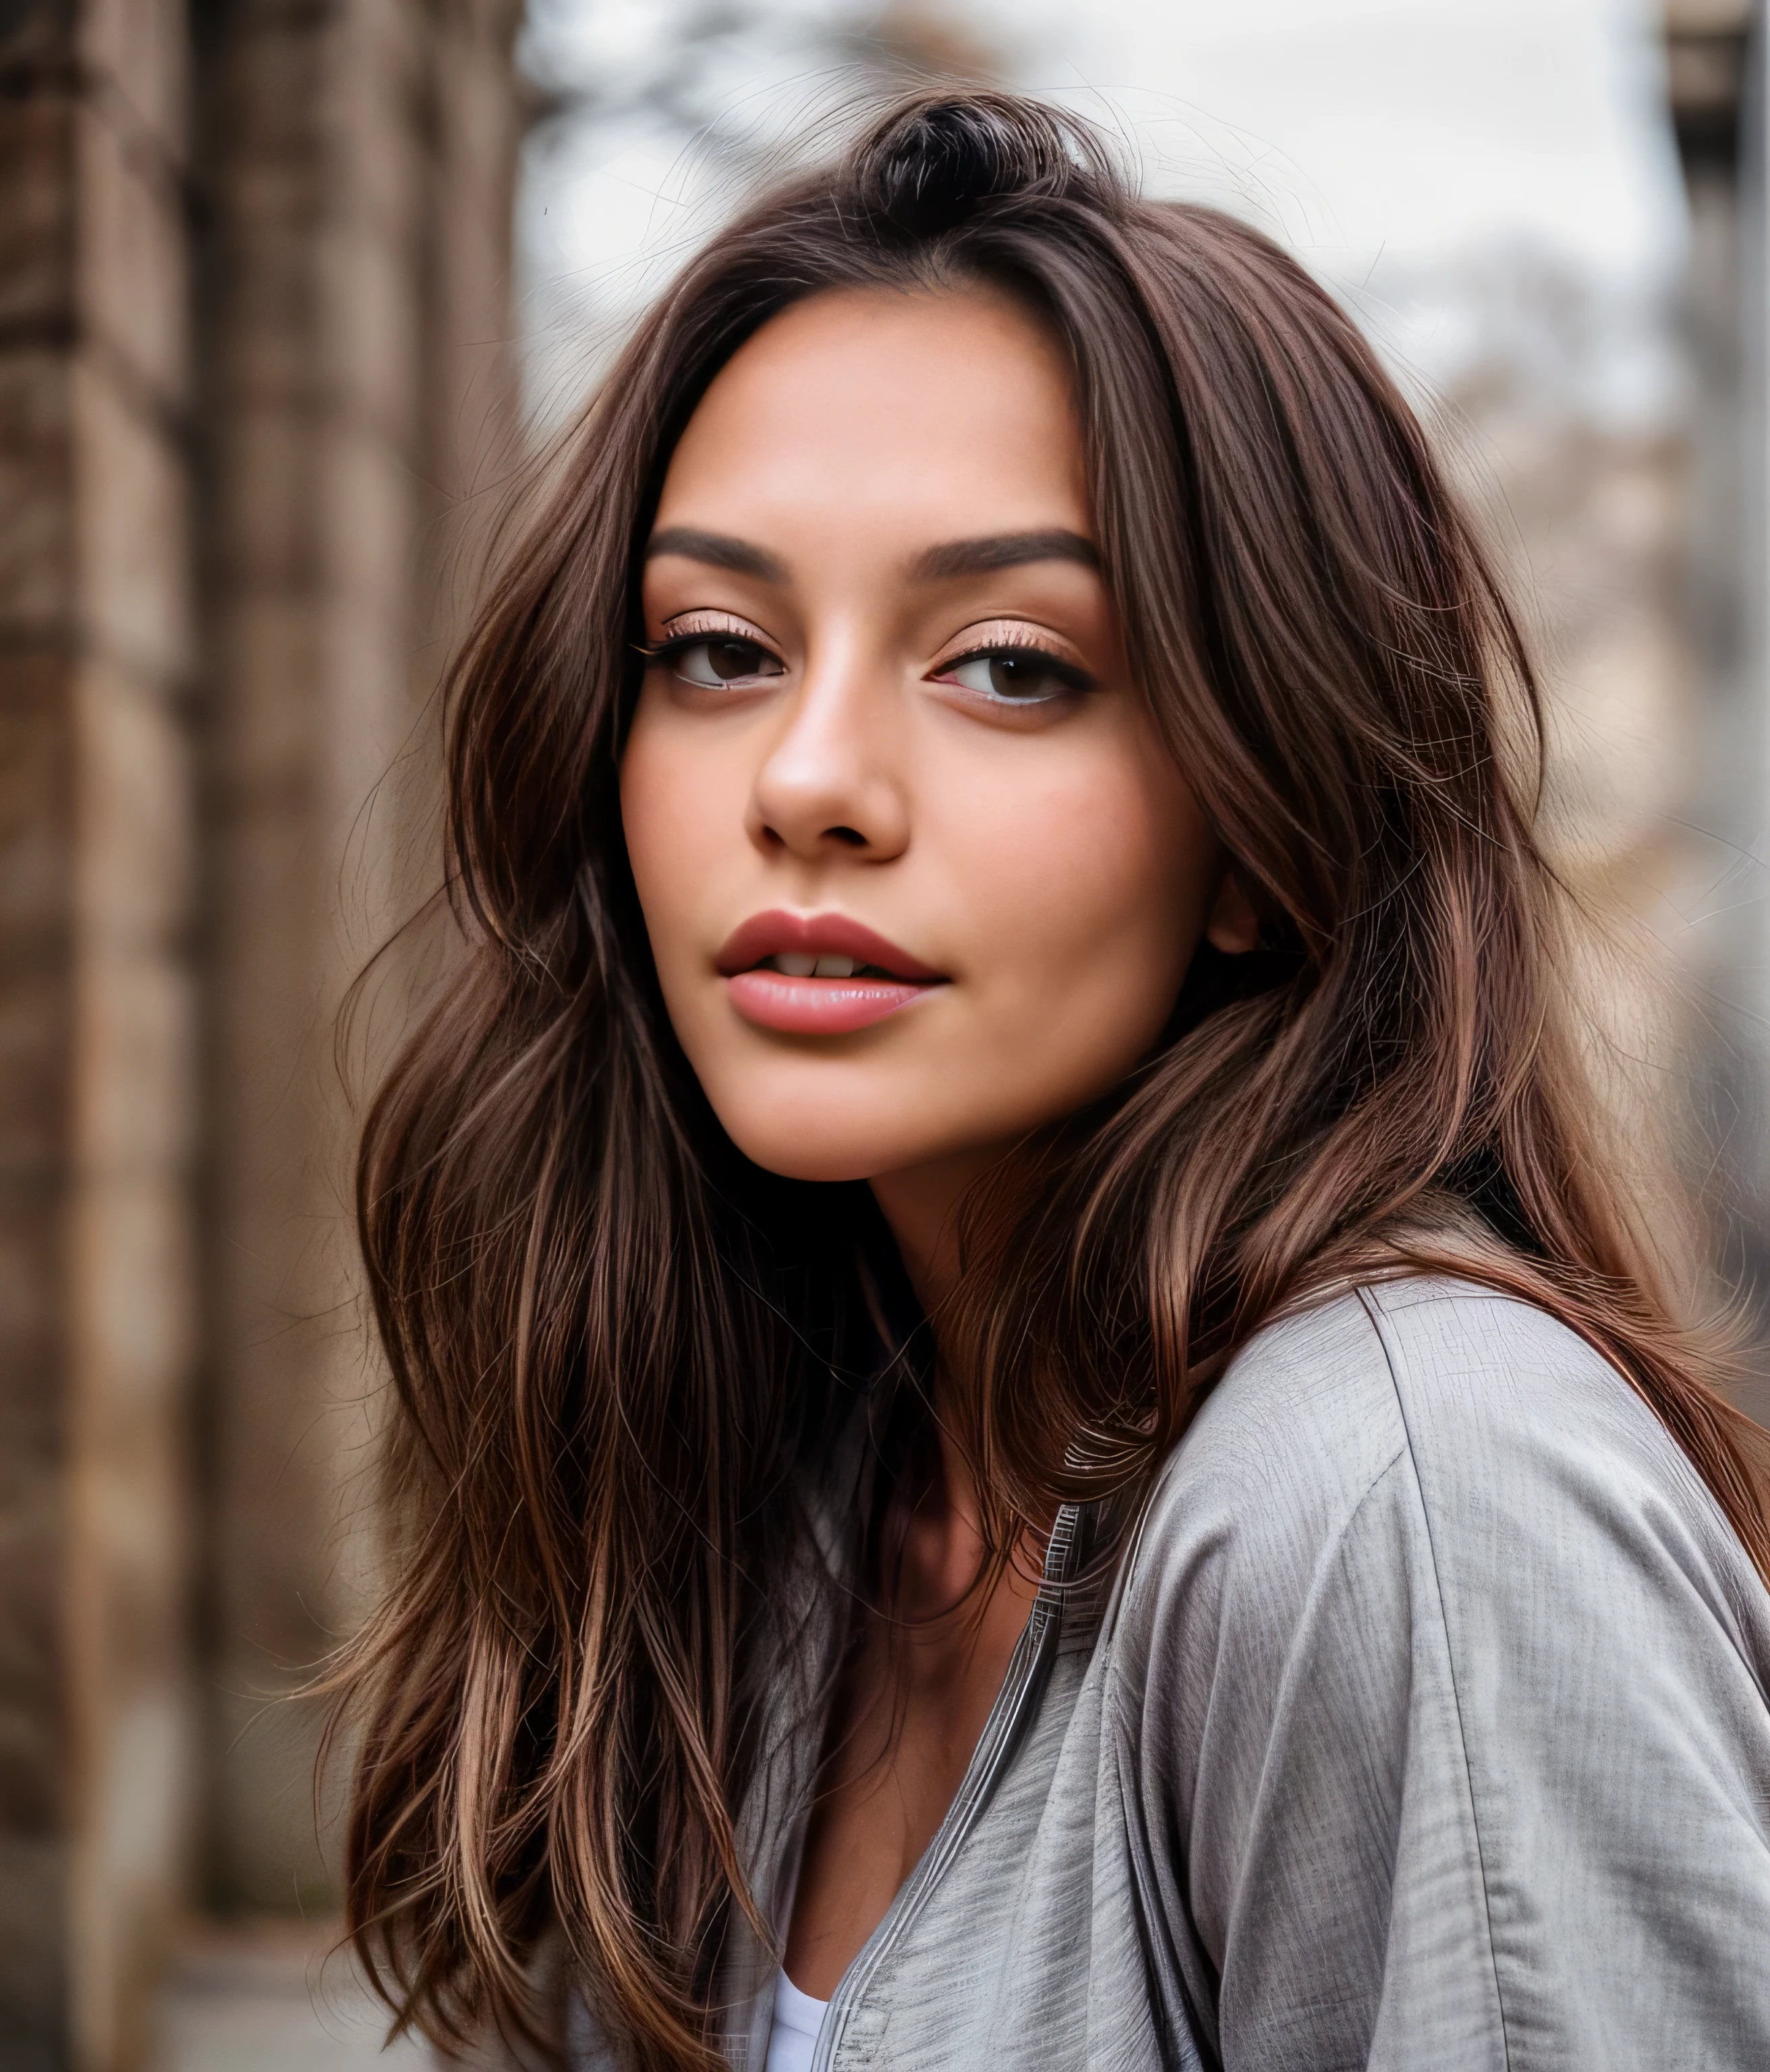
[621,285,1249,1229]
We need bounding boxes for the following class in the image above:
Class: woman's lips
[716,909,946,1035]
[725,969,932,1034]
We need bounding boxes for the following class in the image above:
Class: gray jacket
[579,1279,1770,2069]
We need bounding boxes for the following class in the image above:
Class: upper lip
[716,910,945,982]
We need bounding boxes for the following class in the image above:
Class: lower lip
[726,970,941,1035]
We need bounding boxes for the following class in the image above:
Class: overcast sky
[973,0,1682,278]
[517,0,1687,420]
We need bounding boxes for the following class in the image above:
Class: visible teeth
[762,950,874,978]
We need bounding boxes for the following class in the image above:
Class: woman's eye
[666,638,784,689]
[941,650,1089,704]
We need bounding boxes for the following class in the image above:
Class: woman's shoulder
[1116,1273,1767,1665]
[1106,1306,1770,2071]
[1151,1271,1727,1530]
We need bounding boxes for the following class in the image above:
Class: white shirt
[763,1971,829,2072]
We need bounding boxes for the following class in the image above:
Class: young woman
[338,93,1770,2071]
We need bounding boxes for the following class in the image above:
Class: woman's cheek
[950,753,1206,1042]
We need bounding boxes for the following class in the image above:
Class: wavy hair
[335,90,1770,2069]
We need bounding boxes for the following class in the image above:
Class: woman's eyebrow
[912,529,1100,580]
[643,525,1099,583]
[646,526,788,581]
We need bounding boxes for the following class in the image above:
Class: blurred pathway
[152,1921,432,2071]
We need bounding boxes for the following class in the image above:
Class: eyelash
[637,632,769,676]
[936,631,1096,701]
[637,623,1097,700]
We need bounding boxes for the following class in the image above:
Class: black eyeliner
[940,640,1096,693]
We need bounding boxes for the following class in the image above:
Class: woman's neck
[867,1141,1016,1317]
[866,1142,1054,1619]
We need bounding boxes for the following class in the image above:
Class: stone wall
[0,3,198,2065]
[192,0,522,1917]
[0,1,524,2064]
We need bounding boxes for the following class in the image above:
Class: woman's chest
[723,1623,1203,2072]
[785,1583,1038,1996]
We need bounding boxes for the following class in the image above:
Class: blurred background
[1,0,1764,2065]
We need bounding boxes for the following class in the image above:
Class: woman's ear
[1204,860,1261,956]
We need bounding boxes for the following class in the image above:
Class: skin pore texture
[619,283,1257,1998]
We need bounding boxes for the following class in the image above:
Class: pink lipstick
[716,910,947,1035]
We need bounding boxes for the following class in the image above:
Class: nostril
[825,826,867,848]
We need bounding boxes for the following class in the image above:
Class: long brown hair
[336,90,1770,2069]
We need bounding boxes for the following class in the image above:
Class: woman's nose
[747,651,910,863]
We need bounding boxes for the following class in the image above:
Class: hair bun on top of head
[852,91,1115,236]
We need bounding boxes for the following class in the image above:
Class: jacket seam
[1108,1292,1417,1665]
[1108,1440,1412,1743]
[1356,1285,1516,2072]
[1105,1308,1417,2066]
[1220,1453,1410,1976]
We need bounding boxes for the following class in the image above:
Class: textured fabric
[577,1279,1770,2069]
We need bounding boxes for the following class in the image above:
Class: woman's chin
[723,1132,898,1186]
[712,1103,954,1187]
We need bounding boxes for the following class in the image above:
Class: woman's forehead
[656,284,1091,546]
